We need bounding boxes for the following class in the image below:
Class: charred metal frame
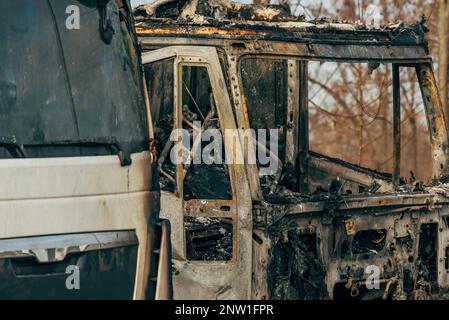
[137,18,449,300]
[143,46,253,299]
[393,64,401,188]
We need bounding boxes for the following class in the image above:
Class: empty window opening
[181,65,232,200]
[144,58,175,192]
[399,67,431,182]
[309,62,432,183]
[309,62,394,175]
[240,58,294,200]
[185,217,233,261]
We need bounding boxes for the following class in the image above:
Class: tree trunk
[438,0,449,123]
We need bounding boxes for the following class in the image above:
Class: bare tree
[439,0,449,121]
[305,0,435,181]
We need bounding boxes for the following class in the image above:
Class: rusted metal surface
[136,0,449,300]
[416,63,449,181]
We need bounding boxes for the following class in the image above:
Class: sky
[131,0,151,7]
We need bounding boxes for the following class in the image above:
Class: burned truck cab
[135,0,449,300]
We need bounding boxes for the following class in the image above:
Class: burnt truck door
[142,46,253,299]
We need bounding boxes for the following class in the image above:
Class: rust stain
[344,218,356,236]
[136,26,267,37]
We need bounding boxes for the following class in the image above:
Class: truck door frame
[142,46,253,299]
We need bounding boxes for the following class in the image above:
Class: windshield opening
[240,56,432,200]
[0,0,148,160]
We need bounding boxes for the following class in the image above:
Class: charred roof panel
[134,0,430,61]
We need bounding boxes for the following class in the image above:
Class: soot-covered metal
[136,0,449,300]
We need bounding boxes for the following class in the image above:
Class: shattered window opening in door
[240,57,293,202]
[144,58,176,192]
[181,65,232,201]
[181,65,234,261]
